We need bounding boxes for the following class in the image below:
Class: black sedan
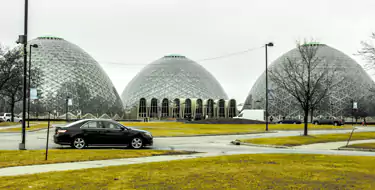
[54,119,153,149]
[277,119,302,124]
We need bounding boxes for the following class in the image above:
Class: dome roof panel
[121,55,228,108]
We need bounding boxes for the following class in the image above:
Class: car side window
[103,121,122,129]
[81,121,102,129]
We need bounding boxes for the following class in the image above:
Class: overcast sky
[1,0,374,103]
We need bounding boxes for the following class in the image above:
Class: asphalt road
[1,127,375,156]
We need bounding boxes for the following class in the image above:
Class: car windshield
[64,120,88,127]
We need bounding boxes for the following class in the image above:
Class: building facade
[131,97,237,120]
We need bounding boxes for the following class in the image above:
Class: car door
[80,121,105,144]
[102,121,130,145]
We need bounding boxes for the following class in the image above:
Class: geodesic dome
[27,36,123,115]
[244,44,375,118]
[121,55,228,108]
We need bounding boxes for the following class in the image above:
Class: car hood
[128,127,150,134]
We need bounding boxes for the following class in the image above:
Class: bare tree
[0,46,20,90]
[0,47,42,121]
[358,33,375,69]
[269,41,339,136]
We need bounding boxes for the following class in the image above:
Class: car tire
[293,122,296,124]
[334,122,338,126]
[129,137,143,149]
[6,120,10,122]
[71,137,86,149]
[314,122,319,125]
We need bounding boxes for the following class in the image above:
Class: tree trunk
[304,106,309,136]
[10,99,15,122]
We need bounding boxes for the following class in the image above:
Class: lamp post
[265,42,274,131]
[27,44,38,128]
[15,0,29,150]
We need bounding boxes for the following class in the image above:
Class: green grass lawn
[121,122,353,137]
[0,149,191,168]
[347,143,375,149]
[0,121,66,132]
[0,123,50,132]
[1,154,375,189]
[0,122,19,127]
[242,132,375,146]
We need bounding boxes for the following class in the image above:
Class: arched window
[196,99,203,120]
[138,98,146,117]
[207,99,214,118]
[219,99,225,118]
[184,99,192,118]
[150,98,158,118]
[228,99,237,118]
[173,99,180,118]
[162,98,169,117]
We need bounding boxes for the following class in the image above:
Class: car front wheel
[72,137,86,149]
[129,137,143,149]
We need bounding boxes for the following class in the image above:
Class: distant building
[121,55,237,119]
[244,44,375,119]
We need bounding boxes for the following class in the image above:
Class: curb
[230,140,290,149]
[337,147,375,152]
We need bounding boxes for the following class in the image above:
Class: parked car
[0,113,23,122]
[313,117,344,126]
[277,119,302,124]
[54,119,153,149]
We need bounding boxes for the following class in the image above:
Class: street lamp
[265,42,274,131]
[15,0,29,150]
[27,44,38,128]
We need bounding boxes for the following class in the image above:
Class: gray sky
[1,0,374,102]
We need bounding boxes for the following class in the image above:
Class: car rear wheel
[129,137,143,149]
[314,122,319,125]
[72,137,86,149]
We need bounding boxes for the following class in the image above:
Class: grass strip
[346,143,375,149]
[1,154,375,189]
[0,149,192,168]
[242,132,375,146]
[121,122,353,137]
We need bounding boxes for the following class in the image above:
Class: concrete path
[294,139,375,150]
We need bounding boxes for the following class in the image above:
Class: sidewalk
[0,152,223,177]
